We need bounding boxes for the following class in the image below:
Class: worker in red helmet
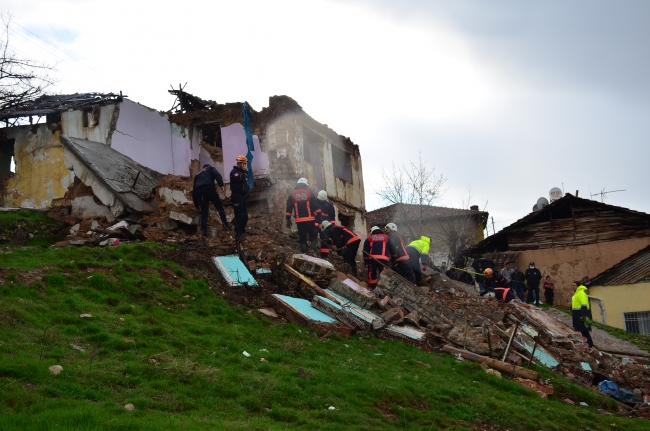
[480,268,516,303]
[230,155,250,238]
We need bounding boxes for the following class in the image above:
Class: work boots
[300,243,308,253]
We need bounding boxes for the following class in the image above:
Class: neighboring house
[468,194,650,308]
[587,245,650,335]
[366,203,488,265]
[0,91,367,236]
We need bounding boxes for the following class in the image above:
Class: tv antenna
[591,188,626,203]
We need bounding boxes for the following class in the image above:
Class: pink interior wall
[221,123,269,183]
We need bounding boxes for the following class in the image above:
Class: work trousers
[544,289,554,306]
[319,228,330,258]
[406,246,423,286]
[366,259,386,288]
[527,285,540,305]
[512,283,526,301]
[231,193,248,236]
[393,259,415,284]
[297,221,318,251]
[341,239,360,277]
[196,185,228,233]
[581,330,594,348]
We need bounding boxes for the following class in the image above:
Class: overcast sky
[3,0,649,232]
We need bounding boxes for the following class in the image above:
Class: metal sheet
[212,255,258,287]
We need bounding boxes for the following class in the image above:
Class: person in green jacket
[406,236,430,286]
[571,281,593,348]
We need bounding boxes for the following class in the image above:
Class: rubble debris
[268,294,352,336]
[512,377,554,399]
[378,325,426,347]
[311,295,385,334]
[212,255,258,287]
[258,308,278,318]
[381,307,405,326]
[284,264,343,305]
[328,276,376,309]
[169,210,199,226]
[289,254,337,279]
[442,345,540,381]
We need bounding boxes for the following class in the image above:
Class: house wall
[3,125,74,208]
[61,103,116,144]
[516,237,650,309]
[589,282,650,331]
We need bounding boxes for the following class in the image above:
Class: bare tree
[376,151,447,239]
[0,15,55,113]
[432,186,488,267]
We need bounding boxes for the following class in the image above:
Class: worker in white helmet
[316,190,336,258]
[286,178,322,253]
[384,223,415,284]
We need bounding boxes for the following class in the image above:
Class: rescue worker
[384,223,415,283]
[479,268,516,303]
[286,178,322,253]
[321,220,360,277]
[406,236,430,286]
[363,226,392,288]
[571,281,594,348]
[192,163,230,236]
[317,190,336,258]
[229,155,250,238]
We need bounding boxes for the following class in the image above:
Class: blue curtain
[243,102,255,191]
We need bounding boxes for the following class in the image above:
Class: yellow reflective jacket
[571,285,590,310]
[408,236,430,254]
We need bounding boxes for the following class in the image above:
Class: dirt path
[543,308,649,356]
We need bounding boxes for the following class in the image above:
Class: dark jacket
[286,185,322,223]
[387,231,409,262]
[325,224,360,253]
[318,200,336,222]
[482,272,510,292]
[525,267,542,287]
[363,231,392,262]
[511,270,526,286]
[192,165,224,206]
[229,165,249,195]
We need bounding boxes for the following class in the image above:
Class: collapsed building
[0,91,367,240]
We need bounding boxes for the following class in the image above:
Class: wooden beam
[441,344,540,381]
[283,264,344,305]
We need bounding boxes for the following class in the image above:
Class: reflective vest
[328,225,360,251]
[286,187,321,223]
[365,232,390,261]
[571,285,590,310]
[494,287,513,303]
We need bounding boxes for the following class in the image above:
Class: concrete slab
[212,255,258,287]
[379,325,426,346]
[311,295,384,333]
[289,254,337,279]
[328,277,376,309]
[268,294,352,336]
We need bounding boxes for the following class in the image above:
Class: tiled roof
[366,203,488,227]
[588,244,650,286]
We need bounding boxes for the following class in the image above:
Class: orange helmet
[236,155,248,164]
[483,268,493,276]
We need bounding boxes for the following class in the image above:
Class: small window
[624,311,650,335]
[332,146,352,183]
[338,213,355,230]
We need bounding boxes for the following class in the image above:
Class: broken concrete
[328,277,376,309]
[289,254,337,279]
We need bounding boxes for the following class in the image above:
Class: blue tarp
[243,102,255,191]
[598,380,635,403]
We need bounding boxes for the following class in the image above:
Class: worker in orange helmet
[480,268,516,303]
[229,155,251,238]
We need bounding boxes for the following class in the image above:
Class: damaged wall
[516,237,650,308]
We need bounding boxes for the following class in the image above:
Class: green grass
[0,210,64,247]
[0,243,646,430]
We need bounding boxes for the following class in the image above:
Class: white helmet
[321,220,331,231]
[297,177,309,186]
[370,226,381,233]
[385,223,397,232]
[317,190,328,201]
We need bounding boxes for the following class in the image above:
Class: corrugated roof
[0,93,123,121]
[366,203,488,227]
[588,244,650,286]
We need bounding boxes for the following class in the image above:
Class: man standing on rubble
[317,190,336,258]
[571,281,594,348]
[229,155,251,238]
[384,223,415,284]
[321,220,360,277]
[192,163,231,236]
[479,268,516,303]
[406,236,430,286]
[525,261,542,306]
[286,178,322,253]
[363,226,393,289]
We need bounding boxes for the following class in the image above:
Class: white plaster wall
[61,104,116,144]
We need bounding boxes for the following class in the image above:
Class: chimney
[470,205,479,211]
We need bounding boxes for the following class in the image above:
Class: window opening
[624,311,650,335]
[332,145,352,183]
[338,214,355,230]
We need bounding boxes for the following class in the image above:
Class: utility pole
[491,217,495,235]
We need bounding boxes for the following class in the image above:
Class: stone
[49,365,63,375]
[169,210,199,226]
[378,296,391,311]
[79,314,92,318]
[328,277,376,309]
[563,398,575,405]
[290,254,337,279]
[156,220,178,231]
[381,307,405,325]
[124,403,135,411]
[70,224,80,235]
[159,187,190,205]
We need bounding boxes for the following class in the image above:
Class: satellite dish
[549,187,562,201]
[532,204,539,212]
[537,197,549,209]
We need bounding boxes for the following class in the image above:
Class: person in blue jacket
[229,155,250,237]
[192,163,230,236]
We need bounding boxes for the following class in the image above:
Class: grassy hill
[0,216,646,430]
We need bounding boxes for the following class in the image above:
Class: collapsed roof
[366,203,488,228]
[0,93,123,122]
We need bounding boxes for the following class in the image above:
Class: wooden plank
[441,345,540,380]
[284,264,344,305]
